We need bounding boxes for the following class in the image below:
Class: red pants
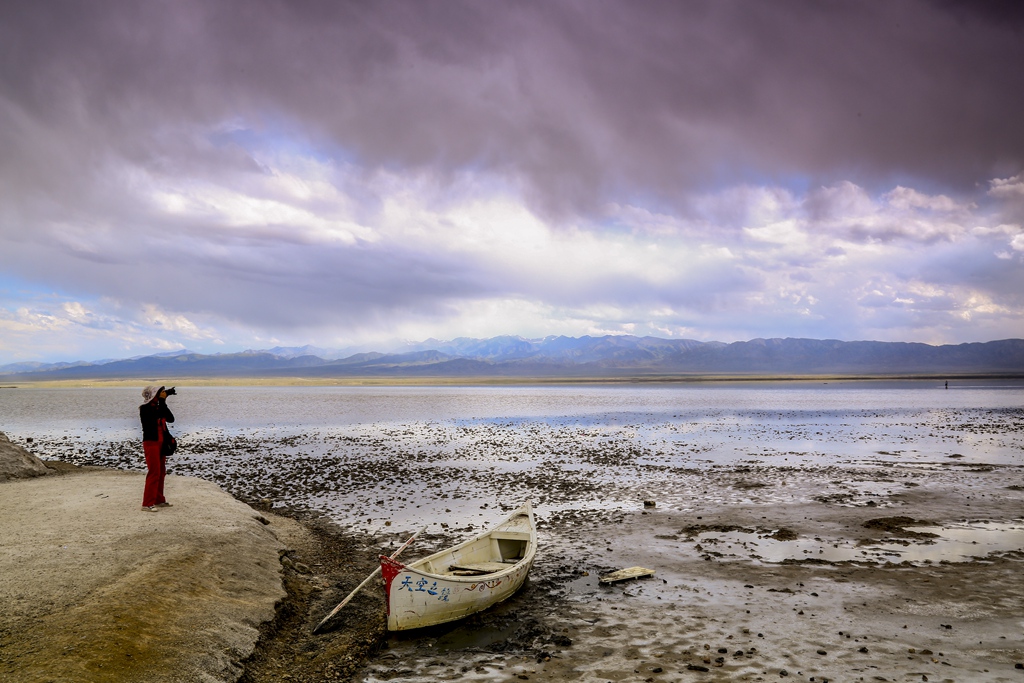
[142,439,166,507]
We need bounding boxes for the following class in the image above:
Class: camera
[165,386,177,396]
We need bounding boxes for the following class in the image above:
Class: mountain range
[2,336,1024,381]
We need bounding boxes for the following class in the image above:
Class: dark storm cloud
[3,0,1023,216]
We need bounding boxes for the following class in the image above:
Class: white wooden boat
[380,502,536,631]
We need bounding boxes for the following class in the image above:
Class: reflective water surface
[3,379,1023,460]
[2,380,1022,539]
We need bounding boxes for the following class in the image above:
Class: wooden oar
[312,528,423,634]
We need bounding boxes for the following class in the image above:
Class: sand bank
[0,468,288,683]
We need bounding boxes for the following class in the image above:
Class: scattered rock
[0,432,51,482]
[599,566,655,584]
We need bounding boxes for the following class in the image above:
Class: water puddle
[691,520,1024,565]
[427,621,520,652]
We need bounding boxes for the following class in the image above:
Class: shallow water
[3,381,1023,534]
[682,520,1024,565]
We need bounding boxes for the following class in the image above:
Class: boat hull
[380,502,536,631]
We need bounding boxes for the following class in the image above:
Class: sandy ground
[0,467,287,683]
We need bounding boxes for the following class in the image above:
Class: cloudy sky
[2,0,1024,363]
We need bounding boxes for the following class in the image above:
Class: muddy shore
[4,459,1021,683]
[4,391,1024,682]
[249,470,1024,683]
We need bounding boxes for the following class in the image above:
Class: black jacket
[140,400,174,442]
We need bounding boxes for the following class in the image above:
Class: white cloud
[885,186,966,212]
[743,219,806,247]
[4,147,1024,364]
[149,181,373,246]
[140,304,212,339]
[988,175,1024,199]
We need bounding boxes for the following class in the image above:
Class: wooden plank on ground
[599,566,656,584]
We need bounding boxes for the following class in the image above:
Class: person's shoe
[141,505,158,512]
[156,502,173,508]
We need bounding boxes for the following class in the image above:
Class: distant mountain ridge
[2,336,1024,380]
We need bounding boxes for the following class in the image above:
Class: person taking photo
[139,385,175,511]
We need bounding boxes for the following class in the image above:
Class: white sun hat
[141,385,164,405]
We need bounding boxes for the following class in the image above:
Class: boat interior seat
[492,536,528,562]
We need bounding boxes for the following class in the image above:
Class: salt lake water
[2,379,1022,461]
[2,379,1022,533]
